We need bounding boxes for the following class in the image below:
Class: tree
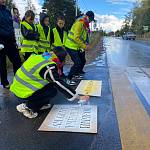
[5,0,14,9]
[43,0,81,30]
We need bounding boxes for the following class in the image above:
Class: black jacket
[39,64,79,101]
[0,5,15,43]
[21,21,39,41]
[39,13,50,39]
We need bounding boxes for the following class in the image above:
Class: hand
[85,45,91,51]
[79,95,90,101]
[78,95,90,105]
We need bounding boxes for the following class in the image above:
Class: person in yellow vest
[51,16,67,77]
[51,16,67,48]
[37,13,51,53]
[10,51,89,119]
[20,10,39,60]
[65,11,95,85]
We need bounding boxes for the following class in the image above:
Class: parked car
[122,32,136,40]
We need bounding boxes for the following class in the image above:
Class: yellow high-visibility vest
[10,54,56,98]
[52,27,67,47]
[20,21,38,53]
[65,20,87,51]
[37,23,51,52]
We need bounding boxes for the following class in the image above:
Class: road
[0,37,150,150]
[105,37,150,150]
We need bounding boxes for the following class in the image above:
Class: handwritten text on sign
[38,105,97,133]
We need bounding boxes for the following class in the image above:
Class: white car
[122,32,136,40]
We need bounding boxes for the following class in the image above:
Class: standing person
[51,16,67,48]
[65,11,95,85]
[51,16,68,77]
[11,7,20,29]
[10,52,89,119]
[0,0,21,89]
[20,10,39,60]
[37,13,51,53]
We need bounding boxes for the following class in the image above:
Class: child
[51,16,67,48]
[20,10,39,60]
[37,13,51,53]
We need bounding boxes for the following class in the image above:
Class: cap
[86,11,95,22]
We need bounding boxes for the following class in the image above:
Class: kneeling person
[10,52,88,119]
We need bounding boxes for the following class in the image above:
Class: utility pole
[75,0,78,17]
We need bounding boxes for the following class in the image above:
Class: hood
[40,13,49,26]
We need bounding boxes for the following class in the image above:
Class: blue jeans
[66,48,86,80]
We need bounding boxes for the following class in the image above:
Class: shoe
[16,103,38,119]
[23,109,38,119]
[40,104,51,110]
[66,78,77,86]
[3,84,10,89]
[73,75,84,80]
[16,103,27,113]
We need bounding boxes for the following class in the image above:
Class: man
[0,0,22,89]
[37,13,51,53]
[10,51,89,119]
[65,11,95,85]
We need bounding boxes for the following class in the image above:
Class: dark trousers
[66,48,86,80]
[0,42,21,86]
[23,52,33,61]
[25,84,57,112]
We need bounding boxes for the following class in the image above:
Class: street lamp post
[75,0,78,17]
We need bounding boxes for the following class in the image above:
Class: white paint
[126,67,150,105]
[38,105,97,133]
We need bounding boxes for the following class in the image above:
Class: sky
[15,0,139,32]
[78,0,139,32]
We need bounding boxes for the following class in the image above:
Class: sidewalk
[0,40,122,150]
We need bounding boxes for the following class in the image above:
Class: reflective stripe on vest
[15,74,39,91]
[20,21,38,53]
[10,55,56,98]
[52,28,67,47]
[37,24,51,52]
[65,20,87,50]
[20,66,48,86]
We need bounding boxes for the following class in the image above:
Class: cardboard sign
[76,80,102,97]
[38,105,97,133]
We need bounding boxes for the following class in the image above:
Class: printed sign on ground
[38,105,97,133]
[76,80,102,97]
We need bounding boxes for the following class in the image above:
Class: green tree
[5,0,14,9]
[43,0,81,31]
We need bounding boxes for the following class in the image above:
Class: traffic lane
[0,51,121,150]
[105,37,150,67]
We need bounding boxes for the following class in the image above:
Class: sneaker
[73,75,84,80]
[16,103,27,113]
[66,78,77,86]
[40,104,51,110]
[3,84,10,89]
[16,103,38,119]
[23,109,38,119]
